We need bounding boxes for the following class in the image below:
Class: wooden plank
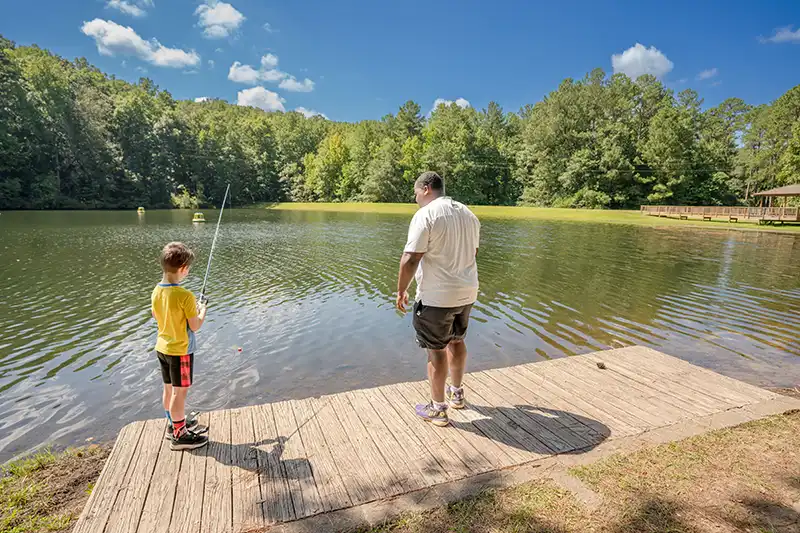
[170,412,209,533]
[105,419,164,533]
[575,352,720,416]
[397,382,498,474]
[637,346,777,401]
[485,367,606,444]
[587,349,730,412]
[471,370,589,452]
[575,352,718,416]
[542,362,664,430]
[565,355,701,420]
[448,380,551,460]
[623,346,774,403]
[273,400,323,519]
[376,383,474,481]
[341,390,427,493]
[509,363,637,436]
[230,407,264,532]
[552,358,685,427]
[440,390,522,470]
[290,398,352,512]
[510,364,639,437]
[306,395,385,505]
[612,347,757,406]
[200,409,232,533]
[525,362,654,431]
[73,421,146,533]
[407,379,523,469]
[137,424,183,533]
[251,404,295,524]
[356,387,452,486]
[328,393,405,497]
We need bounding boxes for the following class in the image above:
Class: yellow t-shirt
[151,283,199,355]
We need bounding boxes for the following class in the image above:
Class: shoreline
[3,204,798,234]
[262,202,800,234]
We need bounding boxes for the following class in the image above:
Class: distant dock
[73,346,796,533]
[641,205,799,224]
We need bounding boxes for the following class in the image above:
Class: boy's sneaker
[166,412,207,439]
[415,402,449,427]
[447,385,466,409]
[170,429,209,451]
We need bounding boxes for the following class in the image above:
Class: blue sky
[3,1,799,122]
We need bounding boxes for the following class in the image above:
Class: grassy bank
[363,410,800,533]
[265,203,800,233]
[0,446,109,533]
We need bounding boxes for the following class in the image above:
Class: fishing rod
[199,183,230,304]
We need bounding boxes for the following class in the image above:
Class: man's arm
[396,252,424,312]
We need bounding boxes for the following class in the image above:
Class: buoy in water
[192,212,206,223]
[237,347,243,352]
[137,206,145,214]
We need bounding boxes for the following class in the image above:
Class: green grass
[263,203,800,233]
[1,446,109,533]
[360,411,800,533]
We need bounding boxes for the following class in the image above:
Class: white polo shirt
[404,196,480,308]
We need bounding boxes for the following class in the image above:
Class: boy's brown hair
[160,242,195,273]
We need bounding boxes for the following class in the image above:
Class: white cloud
[295,107,328,119]
[106,0,148,17]
[215,47,224,53]
[760,26,800,44]
[136,66,148,73]
[237,86,285,112]
[711,81,722,87]
[263,23,276,33]
[676,78,688,85]
[81,19,200,68]
[227,53,314,92]
[260,53,278,69]
[279,76,314,92]
[208,59,215,68]
[195,0,245,39]
[261,68,286,82]
[195,96,211,103]
[697,67,718,81]
[430,97,471,114]
[611,43,673,80]
[228,61,261,84]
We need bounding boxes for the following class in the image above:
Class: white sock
[432,400,448,411]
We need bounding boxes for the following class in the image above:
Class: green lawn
[263,203,800,233]
[361,411,800,533]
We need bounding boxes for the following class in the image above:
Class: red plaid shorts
[156,351,194,387]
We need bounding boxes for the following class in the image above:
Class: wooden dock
[640,204,800,223]
[73,346,784,533]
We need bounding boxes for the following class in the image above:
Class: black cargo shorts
[412,300,473,350]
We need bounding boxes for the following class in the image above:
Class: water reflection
[0,209,798,461]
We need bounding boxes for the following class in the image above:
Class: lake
[1,209,799,462]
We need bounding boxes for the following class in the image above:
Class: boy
[152,242,209,451]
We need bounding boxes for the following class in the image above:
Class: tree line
[1,36,798,210]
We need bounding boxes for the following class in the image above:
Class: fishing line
[200,183,231,304]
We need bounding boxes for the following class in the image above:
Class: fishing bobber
[192,212,206,223]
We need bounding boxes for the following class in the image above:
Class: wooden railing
[640,205,799,222]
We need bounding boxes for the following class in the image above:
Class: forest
[1,35,799,210]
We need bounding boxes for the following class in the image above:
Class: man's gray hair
[415,171,444,192]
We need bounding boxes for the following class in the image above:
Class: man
[397,171,481,427]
